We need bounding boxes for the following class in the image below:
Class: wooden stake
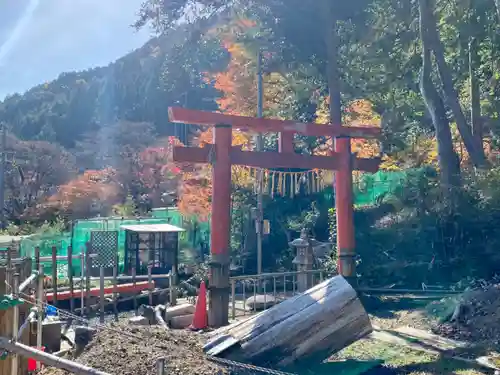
[36,264,44,370]
[80,252,85,318]
[52,246,58,308]
[6,246,12,293]
[132,266,137,315]
[0,337,112,375]
[99,267,105,324]
[85,243,92,320]
[113,255,118,322]
[34,247,40,272]
[148,263,153,306]
[68,246,74,313]
[156,358,166,375]
[11,273,19,375]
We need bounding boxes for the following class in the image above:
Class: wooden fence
[0,244,176,375]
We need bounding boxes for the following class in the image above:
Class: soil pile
[434,284,500,345]
[40,322,231,375]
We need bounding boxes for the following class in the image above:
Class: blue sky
[0,0,152,99]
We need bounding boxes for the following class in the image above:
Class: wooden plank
[173,146,381,173]
[393,326,468,350]
[168,107,382,138]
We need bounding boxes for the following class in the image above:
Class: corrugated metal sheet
[120,223,186,233]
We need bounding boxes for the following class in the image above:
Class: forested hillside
[0,23,224,149]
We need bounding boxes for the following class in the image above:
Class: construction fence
[18,208,210,280]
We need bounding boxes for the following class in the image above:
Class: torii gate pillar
[208,124,232,327]
[334,136,356,283]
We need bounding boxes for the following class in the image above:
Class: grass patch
[331,337,487,375]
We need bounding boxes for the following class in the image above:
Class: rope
[206,356,297,375]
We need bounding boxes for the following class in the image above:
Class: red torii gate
[168,107,381,327]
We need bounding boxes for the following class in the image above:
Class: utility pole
[256,50,264,277]
[0,124,6,230]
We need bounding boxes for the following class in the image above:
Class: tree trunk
[418,0,461,189]
[210,276,372,368]
[419,0,488,168]
[495,0,500,23]
[469,38,482,144]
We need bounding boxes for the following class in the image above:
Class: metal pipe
[39,254,97,262]
[18,309,36,338]
[19,271,38,293]
[0,337,112,375]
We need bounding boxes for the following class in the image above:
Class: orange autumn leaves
[176,128,254,221]
[46,138,183,219]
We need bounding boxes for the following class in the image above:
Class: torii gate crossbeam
[168,107,381,327]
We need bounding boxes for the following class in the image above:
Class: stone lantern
[290,229,333,292]
[290,229,316,292]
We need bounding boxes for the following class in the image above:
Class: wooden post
[99,267,105,324]
[334,136,356,281]
[132,266,137,315]
[80,252,85,317]
[208,124,232,328]
[112,254,118,322]
[6,246,12,293]
[148,263,153,306]
[0,267,9,375]
[68,246,74,313]
[156,358,166,375]
[52,246,58,308]
[85,243,92,320]
[35,247,40,274]
[11,273,19,375]
[37,264,44,370]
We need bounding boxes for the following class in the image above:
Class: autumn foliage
[176,128,254,221]
[43,168,121,219]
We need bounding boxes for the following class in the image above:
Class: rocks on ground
[39,322,230,375]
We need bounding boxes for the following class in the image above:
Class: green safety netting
[18,171,408,279]
[353,170,407,206]
[20,210,210,279]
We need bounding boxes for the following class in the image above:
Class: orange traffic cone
[190,281,208,331]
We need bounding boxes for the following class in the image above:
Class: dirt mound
[40,323,231,375]
[434,285,500,345]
